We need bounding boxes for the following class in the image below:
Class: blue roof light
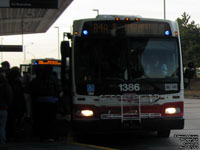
[34,62,38,65]
[83,30,89,35]
[165,30,170,36]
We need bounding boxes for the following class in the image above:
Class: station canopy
[0,0,73,36]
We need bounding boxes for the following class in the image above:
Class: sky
[1,0,200,67]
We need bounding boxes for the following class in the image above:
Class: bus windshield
[74,37,180,94]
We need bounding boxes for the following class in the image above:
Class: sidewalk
[184,78,200,98]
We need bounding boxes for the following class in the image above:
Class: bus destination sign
[82,21,171,36]
[33,60,61,65]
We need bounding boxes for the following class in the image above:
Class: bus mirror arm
[61,41,71,58]
[63,32,72,40]
[61,40,71,88]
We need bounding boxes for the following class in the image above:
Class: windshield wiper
[133,74,163,92]
[103,78,125,83]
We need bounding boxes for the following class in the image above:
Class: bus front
[71,15,184,136]
[31,59,61,79]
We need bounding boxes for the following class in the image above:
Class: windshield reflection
[75,37,179,83]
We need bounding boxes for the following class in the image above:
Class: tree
[177,12,200,67]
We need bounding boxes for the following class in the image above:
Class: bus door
[20,64,31,77]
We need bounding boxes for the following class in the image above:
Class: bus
[61,15,184,137]
[20,58,62,80]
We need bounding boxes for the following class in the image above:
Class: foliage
[177,12,200,67]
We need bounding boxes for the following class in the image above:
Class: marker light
[135,18,140,21]
[81,110,94,117]
[125,17,130,21]
[82,30,89,35]
[164,30,170,36]
[175,31,178,37]
[165,107,176,114]
[74,31,78,35]
[115,17,120,21]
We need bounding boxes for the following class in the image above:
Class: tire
[157,130,171,137]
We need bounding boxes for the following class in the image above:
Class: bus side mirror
[61,41,71,58]
[61,41,71,85]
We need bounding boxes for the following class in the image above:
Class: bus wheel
[157,130,170,137]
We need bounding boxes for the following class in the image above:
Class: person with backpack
[30,66,62,142]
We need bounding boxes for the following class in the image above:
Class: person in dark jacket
[30,66,62,142]
[0,68,13,149]
[184,62,195,89]
[1,61,10,78]
[6,67,26,141]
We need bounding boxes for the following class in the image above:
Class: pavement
[7,134,119,150]
[5,118,117,150]
[7,140,114,150]
[184,78,200,98]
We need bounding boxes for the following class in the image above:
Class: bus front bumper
[72,117,184,132]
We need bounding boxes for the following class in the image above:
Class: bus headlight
[165,107,180,114]
[81,110,94,117]
[165,108,176,114]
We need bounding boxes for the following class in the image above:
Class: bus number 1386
[118,83,140,92]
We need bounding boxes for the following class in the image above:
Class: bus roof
[73,15,179,37]
[74,14,176,23]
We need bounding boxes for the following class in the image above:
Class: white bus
[61,15,184,137]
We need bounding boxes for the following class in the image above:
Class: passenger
[30,66,62,142]
[1,61,10,77]
[6,67,26,141]
[184,62,195,89]
[22,68,32,119]
[0,68,13,149]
